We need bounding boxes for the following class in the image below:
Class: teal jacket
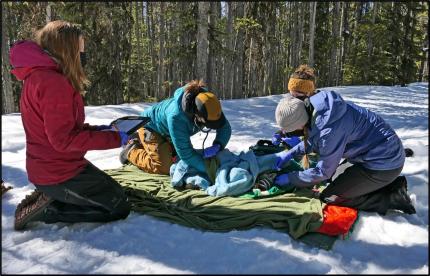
[140,86,232,173]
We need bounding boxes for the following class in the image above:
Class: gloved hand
[274,173,292,187]
[271,132,301,148]
[95,124,112,131]
[271,132,283,146]
[273,149,294,170]
[281,136,301,148]
[118,131,130,146]
[203,144,221,159]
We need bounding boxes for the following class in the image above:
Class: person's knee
[319,190,344,204]
[111,197,131,220]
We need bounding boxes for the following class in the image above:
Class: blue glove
[272,132,301,148]
[203,144,221,159]
[274,173,292,187]
[118,131,129,146]
[95,124,111,131]
[281,136,301,148]
[271,133,283,146]
[274,149,294,170]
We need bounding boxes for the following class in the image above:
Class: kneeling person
[121,80,231,175]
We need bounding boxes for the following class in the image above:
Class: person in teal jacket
[120,80,231,175]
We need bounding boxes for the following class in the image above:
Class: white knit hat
[275,94,309,132]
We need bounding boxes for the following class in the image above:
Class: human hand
[272,131,301,148]
[274,149,294,170]
[274,173,291,187]
[271,132,283,146]
[203,144,221,159]
[118,131,130,146]
[281,136,301,148]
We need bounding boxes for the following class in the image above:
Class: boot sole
[14,196,54,231]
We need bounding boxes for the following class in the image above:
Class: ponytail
[301,127,310,170]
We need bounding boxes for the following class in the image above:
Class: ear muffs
[184,91,198,114]
[183,86,207,115]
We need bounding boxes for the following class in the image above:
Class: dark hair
[185,79,206,95]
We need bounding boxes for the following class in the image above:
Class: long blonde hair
[34,20,89,93]
[301,127,310,169]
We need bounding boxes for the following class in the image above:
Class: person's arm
[289,140,309,157]
[288,128,346,187]
[82,123,110,131]
[213,118,231,149]
[168,116,206,173]
[40,77,121,152]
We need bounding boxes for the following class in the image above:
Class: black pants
[319,161,403,214]
[35,162,131,224]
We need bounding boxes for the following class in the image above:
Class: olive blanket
[106,164,342,250]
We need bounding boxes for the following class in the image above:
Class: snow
[2,83,428,274]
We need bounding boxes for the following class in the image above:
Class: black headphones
[183,86,208,116]
[184,91,198,114]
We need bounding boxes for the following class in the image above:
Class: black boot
[384,175,408,193]
[387,177,416,215]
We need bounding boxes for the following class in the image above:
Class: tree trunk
[422,50,429,82]
[135,2,144,99]
[338,2,349,85]
[146,2,155,98]
[308,2,317,67]
[296,3,305,67]
[46,2,51,23]
[290,2,298,70]
[419,29,428,81]
[351,2,363,84]
[246,37,253,97]
[208,1,219,91]
[263,3,276,96]
[364,2,378,83]
[233,2,245,99]
[165,4,172,96]
[328,2,340,85]
[196,2,209,82]
[224,1,234,99]
[157,2,166,99]
[2,3,16,114]
[135,2,142,69]
[406,4,417,82]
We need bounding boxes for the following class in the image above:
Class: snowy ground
[2,83,428,274]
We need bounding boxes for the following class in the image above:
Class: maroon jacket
[10,40,121,185]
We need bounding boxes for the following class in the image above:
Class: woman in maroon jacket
[10,20,131,230]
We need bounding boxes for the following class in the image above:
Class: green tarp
[106,164,341,250]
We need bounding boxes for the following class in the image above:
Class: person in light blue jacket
[272,90,416,215]
[120,80,231,175]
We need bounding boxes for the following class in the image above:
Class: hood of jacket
[309,90,347,129]
[9,40,59,81]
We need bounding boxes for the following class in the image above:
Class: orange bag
[316,204,358,237]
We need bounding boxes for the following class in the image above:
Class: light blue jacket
[287,90,405,187]
[141,86,232,173]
